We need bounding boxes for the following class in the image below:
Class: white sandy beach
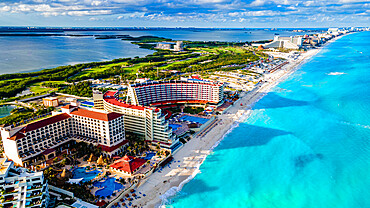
[128,36,345,208]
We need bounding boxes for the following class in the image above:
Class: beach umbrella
[61,169,67,178]
[87,153,93,163]
[97,155,104,165]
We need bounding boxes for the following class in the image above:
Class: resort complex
[0,26,365,208]
[0,158,49,208]
[0,106,127,166]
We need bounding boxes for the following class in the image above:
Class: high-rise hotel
[127,79,224,106]
[0,158,49,208]
[93,79,224,150]
[94,91,176,149]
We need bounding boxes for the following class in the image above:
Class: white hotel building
[127,80,224,107]
[93,79,224,150]
[0,158,49,208]
[94,91,177,150]
[0,106,127,166]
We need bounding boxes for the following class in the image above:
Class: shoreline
[130,34,347,208]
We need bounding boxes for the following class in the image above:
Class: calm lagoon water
[0,105,15,118]
[0,35,153,75]
[168,32,370,208]
[0,29,310,75]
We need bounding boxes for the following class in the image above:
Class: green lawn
[72,62,130,79]
[29,82,59,94]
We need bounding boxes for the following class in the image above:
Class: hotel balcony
[26,192,43,199]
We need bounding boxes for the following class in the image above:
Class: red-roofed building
[93,90,178,150]
[110,155,147,175]
[1,106,127,166]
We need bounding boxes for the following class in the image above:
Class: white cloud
[0,6,11,12]
[339,0,370,3]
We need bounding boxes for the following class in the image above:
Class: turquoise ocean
[167,31,370,208]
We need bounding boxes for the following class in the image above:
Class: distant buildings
[42,97,59,107]
[254,36,303,50]
[0,106,127,166]
[156,41,183,51]
[0,158,49,208]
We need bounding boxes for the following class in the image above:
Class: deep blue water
[0,29,310,74]
[168,31,370,207]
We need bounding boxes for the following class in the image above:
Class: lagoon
[0,29,310,75]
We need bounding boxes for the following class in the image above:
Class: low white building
[0,158,49,208]
[42,97,59,107]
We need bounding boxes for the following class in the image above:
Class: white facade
[0,158,49,208]
[253,36,302,50]
[94,91,177,149]
[127,80,224,106]
[0,106,127,166]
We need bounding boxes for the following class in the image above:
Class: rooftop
[69,107,123,121]
[103,91,155,111]
[98,140,129,152]
[0,158,12,175]
[110,155,147,174]
[130,79,221,88]
[21,113,71,133]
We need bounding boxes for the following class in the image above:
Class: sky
[0,0,369,28]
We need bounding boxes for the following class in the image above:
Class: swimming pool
[169,124,182,131]
[94,177,124,197]
[143,152,156,160]
[71,167,101,183]
[178,115,209,124]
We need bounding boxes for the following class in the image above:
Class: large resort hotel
[93,79,224,149]
[0,106,127,166]
[127,79,224,106]
[0,79,224,166]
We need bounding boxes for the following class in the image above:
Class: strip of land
[130,36,344,208]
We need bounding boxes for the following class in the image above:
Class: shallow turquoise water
[168,32,370,208]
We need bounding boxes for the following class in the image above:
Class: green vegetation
[0,37,263,102]
[59,81,92,97]
[183,107,204,114]
[122,35,172,49]
[29,82,57,94]
[0,106,54,126]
